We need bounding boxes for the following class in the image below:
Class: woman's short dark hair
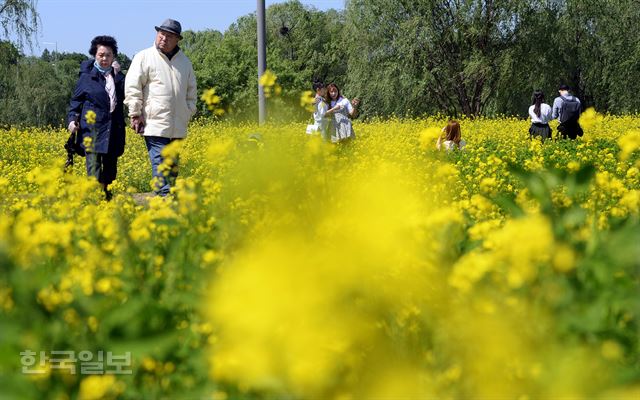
[312,80,325,91]
[89,36,118,56]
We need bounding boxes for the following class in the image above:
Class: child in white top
[436,120,466,151]
[306,80,329,140]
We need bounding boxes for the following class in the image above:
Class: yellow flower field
[0,115,639,399]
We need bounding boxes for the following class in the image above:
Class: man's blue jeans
[144,136,179,196]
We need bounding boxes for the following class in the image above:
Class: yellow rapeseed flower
[578,107,603,130]
[0,286,14,311]
[78,375,123,400]
[212,391,228,400]
[552,244,576,273]
[95,277,119,294]
[201,88,225,116]
[201,88,221,107]
[85,110,96,125]
[258,70,280,98]
[83,136,93,152]
[479,177,499,197]
[418,127,442,150]
[2,114,639,399]
[141,357,156,372]
[600,340,623,361]
[567,161,580,172]
[258,69,277,87]
[87,316,99,333]
[300,90,316,112]
[202,250,219,265]
[617,130,640,160]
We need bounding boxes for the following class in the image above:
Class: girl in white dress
[325,83,360,143]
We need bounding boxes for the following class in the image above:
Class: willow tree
[344,0,535,117]
[0,0,39,50]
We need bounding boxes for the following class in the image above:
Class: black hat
[155,19,183,39]
[558,84,571,91]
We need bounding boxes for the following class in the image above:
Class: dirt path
[131,192,156,206]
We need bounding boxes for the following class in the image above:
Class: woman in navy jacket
[67,35,125,200]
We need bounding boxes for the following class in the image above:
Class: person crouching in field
[528,90,553,141]
[67,35,126,201]
[437,120,466,151]
[325,83,360,143]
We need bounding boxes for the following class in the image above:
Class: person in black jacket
[67,36,125,200]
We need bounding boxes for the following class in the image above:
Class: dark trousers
[86,152,118,185]
[558,120,583,140]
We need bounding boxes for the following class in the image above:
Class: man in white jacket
[124,18,197,196]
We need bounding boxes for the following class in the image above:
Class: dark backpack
[560,97,581,123]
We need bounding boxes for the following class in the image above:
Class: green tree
[181,1,347,122]
[343,0,640,117]
[265,2,347,90]
[115,52,131,72]
[0,40,19,126]
[183,15,259,120]
[3,56,79,127]
[0,48,136,128]
[488,1,565,116]
[564,0,640,113]
[40,47,50,61]
[345,0,535,118]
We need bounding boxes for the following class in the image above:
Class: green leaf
[491,194,525,217]
[108,330,180,360]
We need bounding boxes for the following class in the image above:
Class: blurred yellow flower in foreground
[78,375,124,400]
[552,243,576,273]
[258,69,281,98]
[201,88,221,107]
[618,130,640,161]
[258,69,277,87]
[579,107,603,130]
[201,88,225,116]
[418,127,442,150]
[0,115,639,399]
[601,340,623,361]
[300,90,316,113]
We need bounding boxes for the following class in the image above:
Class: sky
[32,0,344,57]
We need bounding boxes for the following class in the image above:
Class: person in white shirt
[528,90,553,141]
[436,120,466,151]
[325,83,360,143]
[306,80,329,141]
[124,18,197,197]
